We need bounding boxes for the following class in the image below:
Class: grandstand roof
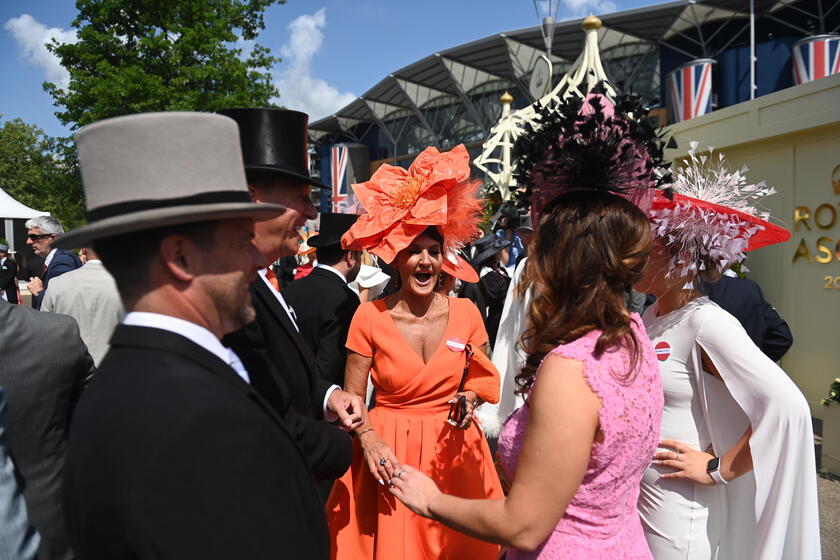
[310,0,824,140]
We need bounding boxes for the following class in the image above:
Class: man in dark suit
[23,217,82,309]
[0,301,94,560]
[284,213,361,387]
[699,267,793,362]
[0,244,18,303]
[61,112,350,559]
[219,108,366,428]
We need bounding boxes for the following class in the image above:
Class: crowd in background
[0,99,819,560]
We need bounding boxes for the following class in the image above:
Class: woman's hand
[448,390,479,430]
[359,430,400,485]
[654,439,715,485]
[388,464,442,518]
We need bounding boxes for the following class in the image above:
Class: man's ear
[159,234,197,283]
[345,250,357,268]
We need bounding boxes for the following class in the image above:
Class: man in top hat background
[284,213,361,390]
[61,112,350,559]
[219,108,365,431]
[0,244,18,303]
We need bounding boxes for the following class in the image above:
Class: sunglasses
[27,233,54,241]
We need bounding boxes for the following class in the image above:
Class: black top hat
[217,108,328,189]
[309,213,359,249]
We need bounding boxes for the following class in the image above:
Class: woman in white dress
[636,145,821,559]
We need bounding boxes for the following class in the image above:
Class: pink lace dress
[497,316,663,559]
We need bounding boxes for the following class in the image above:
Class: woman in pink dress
[389,190,662,558]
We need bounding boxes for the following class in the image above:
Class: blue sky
[1,0,658,138]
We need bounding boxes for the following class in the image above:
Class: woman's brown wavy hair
[515,190,652,396]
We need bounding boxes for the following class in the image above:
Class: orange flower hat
[341,144,483,282]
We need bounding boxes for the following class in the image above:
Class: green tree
[45,0,284,129]
[0,117,85,228]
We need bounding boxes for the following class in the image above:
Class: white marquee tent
[0,187,50,250]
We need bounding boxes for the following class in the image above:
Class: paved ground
[820,472,839,560]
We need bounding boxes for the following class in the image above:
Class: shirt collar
[44,248,58,267]
[122,311,229,365]
[316,263,347,284]
[258,269,292,310]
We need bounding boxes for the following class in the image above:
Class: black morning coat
[225,277,335,421]
[63,324,351,560]
[282,266,361,387]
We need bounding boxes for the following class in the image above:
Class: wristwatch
[706,456,729,485]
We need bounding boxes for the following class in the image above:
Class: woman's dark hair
[516,190,651,395]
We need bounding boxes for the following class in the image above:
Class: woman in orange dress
[326,144,502,559]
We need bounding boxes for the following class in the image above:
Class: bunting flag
[792,35,840,85]
[667,59,714,123]
[330,144,350,212]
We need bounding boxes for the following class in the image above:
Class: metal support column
[391,76,442,146]
[750,0,756,99]
[434,54,489,134]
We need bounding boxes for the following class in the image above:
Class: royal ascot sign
[792,165,840,290]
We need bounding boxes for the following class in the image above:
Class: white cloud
[274,8,355,121]
[563,0,618,17]
[4,14,77,89]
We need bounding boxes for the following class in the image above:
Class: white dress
[638,298,820,560]
[476,257,528,437]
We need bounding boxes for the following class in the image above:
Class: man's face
[26,227,55,257]
[193,219,267,334]
[250,179,318,262]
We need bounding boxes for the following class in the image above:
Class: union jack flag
[330,144,349,212]
[667,60,714,123]
[793,35,840,85]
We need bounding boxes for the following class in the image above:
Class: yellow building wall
[666,73,840,419]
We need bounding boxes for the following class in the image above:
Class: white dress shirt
[43,248,58,269]
[122,311,250,384]
[315,263,348,284]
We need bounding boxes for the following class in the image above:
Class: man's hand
[327,389,366,431]
[27,276,44,296]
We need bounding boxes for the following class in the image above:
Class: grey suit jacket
[0,302,95,560]
[41,261,124,366]
[0,387,39,560]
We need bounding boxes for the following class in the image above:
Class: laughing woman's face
[394,234,443,297]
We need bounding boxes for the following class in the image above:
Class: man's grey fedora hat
[57,112,285,249]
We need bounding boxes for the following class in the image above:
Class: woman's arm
[391,354,600,551]
[655,348,753,484]
[344,351,400,484]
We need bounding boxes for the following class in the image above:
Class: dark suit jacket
[699,275,793,362]
[0,257,18,303]
[225,277,333,421]
[283,267,360,387]
[35,250,82,309]
[0,301,94,560]
[63,325,343,560]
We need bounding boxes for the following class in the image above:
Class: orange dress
[327,297,503,559]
